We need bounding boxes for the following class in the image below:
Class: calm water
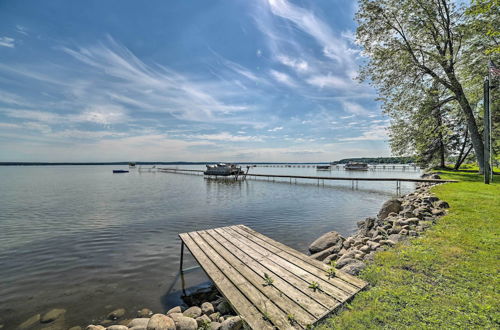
[0,165,420,328]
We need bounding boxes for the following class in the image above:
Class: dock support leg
[179,241,185,272]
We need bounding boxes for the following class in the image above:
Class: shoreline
[307,173,448,276]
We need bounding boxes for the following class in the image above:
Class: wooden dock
[159,168,457,185]
[179,225,368,329]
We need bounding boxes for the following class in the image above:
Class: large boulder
[378,199,402,220]
[147,314,175,330]
[308,231,344,254]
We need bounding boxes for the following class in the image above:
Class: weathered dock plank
[179,225,368,329]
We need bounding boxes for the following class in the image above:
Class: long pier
[249,164,420,171]
[157,168,457,191]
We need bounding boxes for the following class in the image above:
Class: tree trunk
[447,75,485,173]
[454,129,469,170]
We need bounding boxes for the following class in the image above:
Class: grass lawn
[319,171,499,329]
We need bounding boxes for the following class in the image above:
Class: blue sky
[0,0,390,162]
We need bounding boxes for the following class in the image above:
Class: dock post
[179,241,185,272]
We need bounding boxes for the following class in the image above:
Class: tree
[356,0,486,172]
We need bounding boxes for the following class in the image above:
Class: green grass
[319,170,499,329]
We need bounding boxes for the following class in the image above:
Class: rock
[434,200,449,209]
[216,301,232,315]
[196,314,211,327]
[208,313,220,322]
[19,314,40,329]
[308,231,344,254]
[167,306,184,315]
[340,260,366,275]
[107,326,128,330]
[128,318,150,328]
[372,235,384,242]
[364,251,376,261]
[367,241,380,250]
[389,226,401,234]
[310,240,343,260]
[388,234,404,243]
[174,316,197,330]
[409,230,418,237]
[41,309,66,323]
[378,199,402,220]
[201,302,215,315]
[335,257,358,269]
[137,308,153,318]
[101,320,113,326]
[431,209,445,216]
[359,245,371,253]
[107,308,126,320]
[68,327,82,330]
[220,316,243,330]
[322,253,337,264]
[86,326,105,330]
[343,237,354,249]
[399,229,409,236]
[167,313,184,323]
[146,314,175,330]
[183,306,202,318]
[210,322,221,330]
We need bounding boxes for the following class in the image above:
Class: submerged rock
[19,314,40,329]
[107,308,125,320]
[137,308,153,318]
[308,231,344,254]
[41,309,66,323]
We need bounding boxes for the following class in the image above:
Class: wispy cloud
[338,124,388,142]
[0,37,15,48]
[306,75,352,90]
[267,126,283,132]
[269,69,296,87]
[16,25,28,36]
[187,132,264,142]
[276,55,309,73]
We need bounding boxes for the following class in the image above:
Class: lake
[0,165,420,328]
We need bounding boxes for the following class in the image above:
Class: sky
[0,0,391,162]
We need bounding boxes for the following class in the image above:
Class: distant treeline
[0,159,414,166]
[335,157,416,164]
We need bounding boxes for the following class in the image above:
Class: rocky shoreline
[16,173,449,330]
[307,173,449,276]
